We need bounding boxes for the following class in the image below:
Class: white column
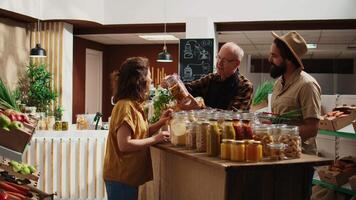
[62,23,73,122]
[185,17,218,71]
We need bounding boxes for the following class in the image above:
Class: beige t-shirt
[271,68,321,154]
[103,99,152,186]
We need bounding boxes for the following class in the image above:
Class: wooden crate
[0,117,37,153]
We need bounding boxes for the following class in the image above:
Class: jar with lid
[232,113,244,140]
[170,112,189,146]
[186,122,198,150]
[279,126,301,158]
[241,113,254,139]
[207,117,220,157]
[196,118,209,152]
[215,112,225,131]
[245,140,262,162]
[220,139,233,160]
[268,143,286,161]
[222,118,236,140]
[271,124,287,143]
[231,140,245,162]
[253,124,272,157]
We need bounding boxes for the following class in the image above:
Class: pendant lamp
[157,23,172,63]
[30,2,46,58]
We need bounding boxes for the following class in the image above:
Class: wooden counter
[151,143,332,200]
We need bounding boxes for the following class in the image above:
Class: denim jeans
[105,180,138,200]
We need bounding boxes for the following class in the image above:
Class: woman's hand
[159,108,173,123]
[153,131,170,143]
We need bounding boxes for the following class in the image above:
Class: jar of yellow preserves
[207,118,219,157]
[246,140,262,162]
[220,139,233,160]
[231,140,245,162]
[222,119,235,140]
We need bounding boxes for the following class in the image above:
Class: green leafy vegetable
[252,81,274,106]
[0,78,20,111]
[149,87,174,123]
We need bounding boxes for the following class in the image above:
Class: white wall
[241,56,356,95]
[62,23,73,122]
[1,0,355,24]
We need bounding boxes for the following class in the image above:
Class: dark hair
[112,57,150,103]
[273,38,301,68]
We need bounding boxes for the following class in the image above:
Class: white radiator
[23,131,108,200]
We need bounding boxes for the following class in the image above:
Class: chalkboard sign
[179,39,214,83]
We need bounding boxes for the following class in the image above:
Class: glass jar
[231,140,245,162]
[170,112,189,146]
[232,113,244,140]
[246,140,262,162]
[220,139,233,160]
[46,116,55,130]
[61,121,69,131]
[54,121,62,131]
[76,114,89,130]
[253,124,272,157]
[186,122,198,150]
[241,113,254,139]
[222,119,236,140]
[279,126,302,159]
[270,124,287,143]
[268,143,286,161]
[207,118,220,157]
[196,121,209,152]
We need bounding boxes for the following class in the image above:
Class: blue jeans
[105,180,138,200]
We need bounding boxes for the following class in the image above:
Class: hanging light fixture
[30,1,46,58]
[157,23,173,63]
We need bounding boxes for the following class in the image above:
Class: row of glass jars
[169,109,302,161]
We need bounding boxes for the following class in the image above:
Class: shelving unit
[314,124,356,196]
[0,145,24,162]
[313,174,356,196]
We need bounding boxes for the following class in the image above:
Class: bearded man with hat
[269,31,321,155]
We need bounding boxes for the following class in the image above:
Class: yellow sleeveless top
[103,99,152,186]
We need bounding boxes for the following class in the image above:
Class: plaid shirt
[185,71,253,110]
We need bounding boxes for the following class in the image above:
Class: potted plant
[16,62,58,113]
[54,105,64,121]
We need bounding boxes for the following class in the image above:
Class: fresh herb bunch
[0,78,20,111]
[252,81,274,106]
[149,87,174,123]
[258,109,303,124]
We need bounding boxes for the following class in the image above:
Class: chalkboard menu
[179,39,214,83]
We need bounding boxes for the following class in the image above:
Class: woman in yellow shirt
[103,57,171,200]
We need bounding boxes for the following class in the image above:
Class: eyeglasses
[215,55,238,65]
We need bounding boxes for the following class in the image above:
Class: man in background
[269,31,321,154]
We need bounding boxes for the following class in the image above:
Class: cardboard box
[318,166,356,186]
[350,175,356,191]
[0,119,37,153]
[319,110,356,131]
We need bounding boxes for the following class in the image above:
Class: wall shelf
[313,174,356,196]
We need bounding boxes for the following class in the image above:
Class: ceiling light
[139,34,178,41]
[30,44,47,57]
[307,43,317,49]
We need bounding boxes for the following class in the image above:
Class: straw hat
[271,31,307,69]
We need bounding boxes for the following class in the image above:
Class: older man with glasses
[180,42,253,110]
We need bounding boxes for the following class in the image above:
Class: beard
[270,61,287,79]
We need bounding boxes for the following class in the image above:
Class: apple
[0,113,11,128]
[8,121,24,131]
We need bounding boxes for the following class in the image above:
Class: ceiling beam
[216,20,356,32]
[73,23,186,35]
